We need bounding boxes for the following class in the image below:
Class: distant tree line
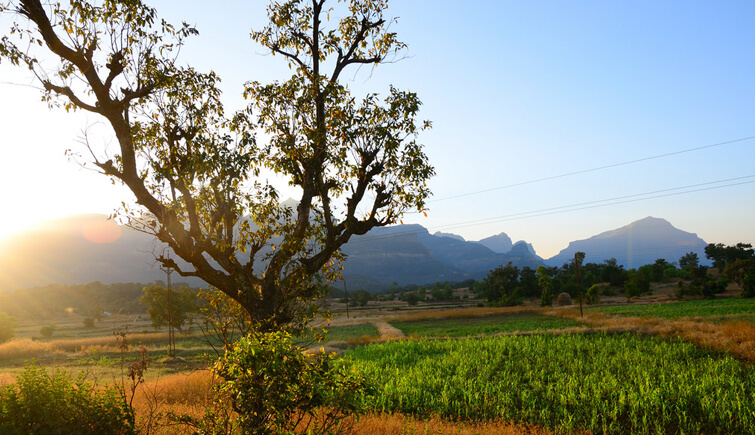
[0,281,199,321]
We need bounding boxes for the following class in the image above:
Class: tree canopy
[0,0,434,332]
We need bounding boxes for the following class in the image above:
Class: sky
[1,0,754,259]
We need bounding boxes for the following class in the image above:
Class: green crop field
[323,324,380,342]
[344,332,755,434]
[594,298,755,322]
[391,313,582,338]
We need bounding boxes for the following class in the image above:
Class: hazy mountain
[0,214,711,292]
[340,225,544,289]
[545,216,708,268]
[432,231,465,241]
[0,214,205,290]
[475,232,513,253]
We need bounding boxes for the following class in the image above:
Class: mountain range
[0,215,709,291]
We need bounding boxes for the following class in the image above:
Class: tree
[404,292,419,306]
[679,252,699,271]
[536,266,553,307]
[1,0,433,333]
[39,324,56,338]
[723,259,755,298]
[705,243,754,270]
[350,289,372,307]
[0,312,15,343]
[479,262,521,306]
[140,285,197,332]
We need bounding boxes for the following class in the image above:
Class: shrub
[83,317,96,329]
[188,331,371,434]
[584,285,601,305]
[405,293,420,306]
[39,324,56,339]
[0,363,135,434]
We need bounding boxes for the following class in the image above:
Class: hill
[0,214,205,290]
[545,216,708,268]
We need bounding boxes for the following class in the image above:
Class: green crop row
[344,333,755,434]
[594,297,755,321]
[323,324,380,342]
[392,314,581,338]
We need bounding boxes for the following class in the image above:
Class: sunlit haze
[1,0,754,258]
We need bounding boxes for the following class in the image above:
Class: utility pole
[574,252,584,318]
[343,279,350,319]
[161,253,176,358]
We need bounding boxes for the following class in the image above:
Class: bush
[39,324,56,339]
[0,312,15,343]
[83,317,96,329]
[0,363,135,434]
[190,331,371,434]
[405,293,420,306]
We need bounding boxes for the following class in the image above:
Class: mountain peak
[547,217,707,268]
[476,232,514,254]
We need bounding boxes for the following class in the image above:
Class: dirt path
[371,320,405,341]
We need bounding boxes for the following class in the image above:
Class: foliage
[39,324,56,339]
[197,288,253,356]
[0,363,135,434]
[404,293,420,306]
[350,289,372,307]
[344,333,755,434]
[584,284,601,305]
[0,0,433,332]
[478,262,521,306]
[536,266,553,307]
[140,285,197,331]
[723,258,755,298]
[0,312,15,343]
[191,331,371,434]
[705,242,754,270]
[679,251,699,271]
[83,317,96,329]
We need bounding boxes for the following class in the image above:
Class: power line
[350,175,755,244]
[432,135,755,202]
[432,175,755,232]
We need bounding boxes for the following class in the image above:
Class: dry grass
[0,338,63,361]
[351,413,567,435]
[0,332,181,361]
[0,371,15,387]
[545,307,755,362]
[387,306,539,323]
[129,370,220,434]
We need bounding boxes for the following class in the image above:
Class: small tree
[39,324,56,339]
[479,262,521,306]
[724,259,755,298]
[351,289,372,307]
[0,312,15,343]
[679,252,699,271]
[536,266,553,307]
[140,285,197,332]
[405,293,419,306]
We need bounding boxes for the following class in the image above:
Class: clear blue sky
[1,1,754,258]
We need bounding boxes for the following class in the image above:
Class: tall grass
[593,298,755,320]
[345,332,755,434]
